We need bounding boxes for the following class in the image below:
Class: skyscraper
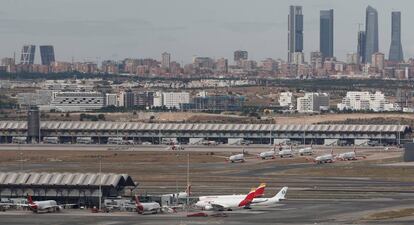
[20,45,36,65]
[364,6,379,64]
[358,31,366,64]
[39,45,55,66]
[389,11,404,62]
[288,6,304,63]
[320,9,334,59]
[161,52,171,69]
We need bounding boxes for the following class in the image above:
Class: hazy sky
[1,0,414,63]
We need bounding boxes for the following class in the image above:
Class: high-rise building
[234,50,248,62]
[20,45,36,65]
[389,11,404,62]
[39,45,55,66]
[357,31,366,64]
[297,93,330,113]
[161,52,171,69]
[364,6,379,64]
[320,9,334,59]
[216,58,228,73]
[372,52,385,70]
[288,5,304,63]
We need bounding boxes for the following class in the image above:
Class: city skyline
[1,0,413,63]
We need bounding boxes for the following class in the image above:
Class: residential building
[372,52,385,70]
[234,50,248,63]
[337,91,397,112]
[105,93,118,107]
[288,5,304,63]
[162,92,190,109]
[297,93,330,113]
[216,58,229,73]
[161,52,171,69]
[279,92,295,108]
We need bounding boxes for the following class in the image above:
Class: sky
[1,0,414,64]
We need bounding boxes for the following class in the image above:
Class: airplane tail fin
[185,184,192,197]
[238,188,256,207]
[270,187,288,202]
[254,183,266,198]
[27,195,34,204]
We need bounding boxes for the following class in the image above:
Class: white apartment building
[279,92,295,108]
[153,92,190,109]
[297,93,330,113]
[50,92,105,112]
[105,93,118,107]
[337,91,397,112]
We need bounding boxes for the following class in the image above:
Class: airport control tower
[27,106,40,143]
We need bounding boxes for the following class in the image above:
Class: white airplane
[278,148,294,158]
[227,149,246,163]
[249,187,288,207]
[26,195,63,213]
[198,183,266,201]
[298,146,313,156]
[311,150,335,164]
[135,196,161,215]
[195,188,256,211]
[336,147,366,161]
[258,148,276,160]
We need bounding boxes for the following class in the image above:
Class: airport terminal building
[0,121,411,145]
[0,172,136,206]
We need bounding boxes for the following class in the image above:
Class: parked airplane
[227,149,246,163]
[311,150,335,164]
[135,196,161,215]
[249,187,288,207]
[199,183,266,201]
[195,188,256,211]
[167,185,191,199]
[278,148,294,158]
[258,149,276,160]
[298,146,313,156]
[26,195,62,213]
[336,147,366,161]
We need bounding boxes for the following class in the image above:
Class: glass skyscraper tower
[320,9,334,59]
[388,11,404,62]
[288,5,304,63]
[364,6,379,64]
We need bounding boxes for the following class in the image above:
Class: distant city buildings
[234,50,248,63]
[389,11,404,62]
[337,91,397,112]
[39,45,55,66]
[161,52,171,69]
[297,93,330,113]
[20,45,36,65]
[288,6,304,64]
[50,92,105,112]
[279,92,295,108]
[153,92,190,109]
[364,6,379,64]
[320,9,334,59]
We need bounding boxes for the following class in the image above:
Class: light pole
[98,155,102,212]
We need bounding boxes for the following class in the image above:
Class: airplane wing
[210,203,228,211]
